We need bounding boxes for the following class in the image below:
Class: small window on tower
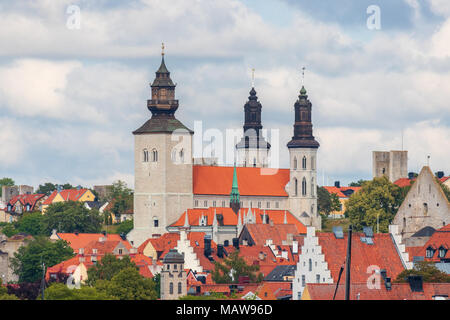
[302,156,307,169]
[152,149,158,162]
[143,149,149,162]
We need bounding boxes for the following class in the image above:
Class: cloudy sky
[0,0,449,189]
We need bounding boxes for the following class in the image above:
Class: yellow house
[323,186,361,218]
[41,188,96,213]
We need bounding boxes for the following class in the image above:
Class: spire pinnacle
[161,42,165,56]
[251,68,255,88]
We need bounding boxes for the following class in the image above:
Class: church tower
[287,85,321,230]
[235,76,270,167]
[128,46,194,247]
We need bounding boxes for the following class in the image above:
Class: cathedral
[128,50,321,247]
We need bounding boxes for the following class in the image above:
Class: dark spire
[236,86,271,150]
[133,45,193,135]
[230,165,240,214]
[287,86,320,149]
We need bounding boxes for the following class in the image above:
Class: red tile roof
[416,224,450,261]
[170,207,306,233]
[193,165,290,197]
[56,233,124,254]
[318,232,405,283]
[394,178,416,188]
[7,194,45,211]
[244,224,301,246]
[323,186,361,198]
[305,282,450,300]
[43,188,90,205]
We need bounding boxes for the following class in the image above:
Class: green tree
[105,181,133,223]
[36,183,56,196]
[15,212,45,236]
[41,201,102,234]
[44,283,114,300]
[212,250,262,284]
[96,267,157,300]
[11,237,74,283]
[317,187,332,215]
[115,219,133,235]
[86,254,138,286]
[349,179,367,187]
[330,193,341,212]
[394,261,450,283]
[437,179,450,202]
[345,176,403,232]
[0,279,19,300]
[153,273,161,299]
[0,177,14,197]
[0,223,19,237]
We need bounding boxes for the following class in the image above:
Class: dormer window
[438,246,447,259]
[426,246,435,258]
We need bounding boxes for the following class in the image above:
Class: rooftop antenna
[251,68,255,88]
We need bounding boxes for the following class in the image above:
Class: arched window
[311,178,315,196]
[403,217,406,230]
[169,282,174,294]
[179,149,184,163]
[178,282,182,294]
[302,178,307,196]
[294,178,298,196]
[302,156,307,169]
[311,156,315,170]
[143,149,149,162]
[153,216,159,227]
[424,203,428,215]
[152,149,158,162]
[309,259,312,271]
[293,157,297,170]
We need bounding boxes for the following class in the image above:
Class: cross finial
[301,66,306,85]
[161,42,165,56]
[251,68,255,88]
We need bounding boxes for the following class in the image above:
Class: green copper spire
[230,165,240,203]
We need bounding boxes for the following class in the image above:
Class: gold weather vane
[251,68,255,88]
[161,42,165,56]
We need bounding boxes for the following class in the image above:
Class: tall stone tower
[372,150,408,182]
[287,86,321,230]
[235,86,270,167]
[128,49,194,247]
[160,249,187,300]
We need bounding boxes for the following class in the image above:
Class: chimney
[217,244,224,258]
[281,249,288,260]
[408,172,415,180]
[258,251,266,261]
[385,277,392,291]
[204,235,212,257]
[334,181,340,188]
[232,238,239,250]
[99,236,106,243]
[407,275,423,292]
[102,231,107,236]
[224,240,229,247]
[436,171,444,179]
[79,248,84,255]
[74,230,79,236]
